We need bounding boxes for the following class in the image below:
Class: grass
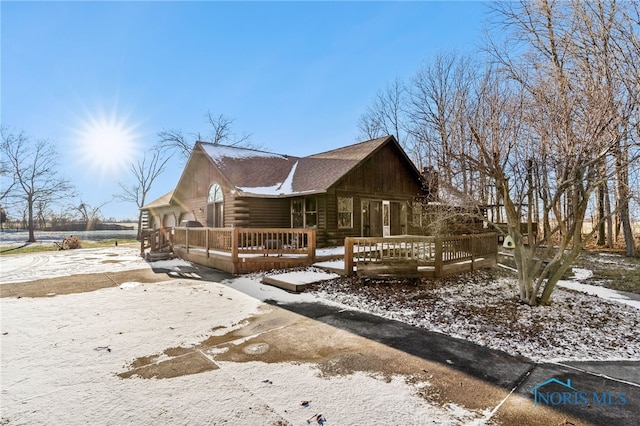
[0,239,139,256]
[574,250,640,294]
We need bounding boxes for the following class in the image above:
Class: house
[142,135,429,247]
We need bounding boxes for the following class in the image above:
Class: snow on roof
[236,161,299,196]
[199,143,288,164]
[197,137,404,197]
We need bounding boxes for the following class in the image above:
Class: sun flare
[74,108,140,179]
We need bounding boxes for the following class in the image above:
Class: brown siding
[244,197,291,228]
[172,148,239,226]
[316,195,328,247]
[333,143,423,197]
[227,196,249,227]
[325,191,366,246]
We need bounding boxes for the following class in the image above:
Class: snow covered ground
[1,246,639,425]
[0,246,150,284]
[307,267,640,363]
[1,249,484,425]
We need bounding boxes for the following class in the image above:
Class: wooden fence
[344,232,497,278]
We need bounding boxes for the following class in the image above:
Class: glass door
[382,200,390,237]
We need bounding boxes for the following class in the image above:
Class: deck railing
[140,227,173,257]
[344,232,497,278]
[171,227,316,260]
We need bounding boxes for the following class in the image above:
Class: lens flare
[73,106,141,180]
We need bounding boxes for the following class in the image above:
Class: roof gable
[286,136,395,193]
[167,135,420,199]
[142,190,174,210]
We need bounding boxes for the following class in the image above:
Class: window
[207,184,224,227]
[338,197,353,228]
[291,199,304,228]
[207,184,223,203]
[305,198,317,228]
[291,197,317,228]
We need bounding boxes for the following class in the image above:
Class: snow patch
[571,267,594,281]
[149,258,192,269]
[119,282,141,289]
[265,270,339,285]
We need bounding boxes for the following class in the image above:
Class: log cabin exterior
[142,135,429,247]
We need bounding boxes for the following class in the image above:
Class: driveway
[2,250,638,425]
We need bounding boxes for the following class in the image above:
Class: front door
[362,200,382,237]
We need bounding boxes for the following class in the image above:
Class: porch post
[206,228,210,258]
[231,227,239,263]
[434,236,443,277]
[308,229,316,262]
[344,237,354,276]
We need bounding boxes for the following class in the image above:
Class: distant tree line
[0,128,134,238]
[358,0,639,305]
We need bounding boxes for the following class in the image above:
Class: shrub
[62,236,82,249]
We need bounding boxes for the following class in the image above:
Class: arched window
[207,184,224,227]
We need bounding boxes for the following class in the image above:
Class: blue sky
[2,1,489,220]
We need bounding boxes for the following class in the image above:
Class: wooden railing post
[308,229,316,262]
[471,234,477,271]
[231,227,239,263]
[344,237,354,276]
[434,236,443,277]
[205,228,210,258]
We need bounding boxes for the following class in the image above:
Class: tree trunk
[616,141,637,257]
[27,194,35,242]
[136,211,143,241]
[620,199,637,257]
[605,180,613,248]
[596,182,606,246]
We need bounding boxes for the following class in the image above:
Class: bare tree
[408,53,477,190]
[0,149,14,231]
[478,0,640,304]
[115,148,169,239]
[155,128,192,163]
[357,78,410,145]
[1,128,75,242]
[0,206,7,231]
[0,149,15,203]
[156,112,256,164]
[73,200,110,228]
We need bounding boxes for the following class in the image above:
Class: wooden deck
[142,227,316,274]
[142,227,497,279]
[344,233,498,279]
